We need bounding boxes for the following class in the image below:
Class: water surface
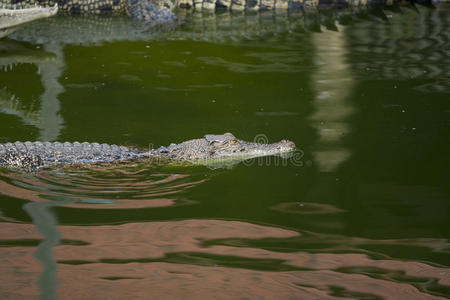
[1,5,449,299]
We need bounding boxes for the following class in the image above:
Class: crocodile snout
[278,140,296,152]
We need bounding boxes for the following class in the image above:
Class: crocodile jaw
[0,5,58,38]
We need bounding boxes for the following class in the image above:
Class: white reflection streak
[37,44,65,141]
[0,42,64,141]
[310,25,354,172]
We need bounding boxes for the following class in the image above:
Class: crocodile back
[0,141,142,170]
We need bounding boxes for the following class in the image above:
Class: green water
[1,5,449,299]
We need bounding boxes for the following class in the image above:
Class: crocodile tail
[176,0,429,10]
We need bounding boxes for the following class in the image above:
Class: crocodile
[1,0,444,30]
[0,0,177,24]
[0,133,296,171]
[0,5,58,38]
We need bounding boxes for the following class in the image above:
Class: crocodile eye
[230,140,237,144]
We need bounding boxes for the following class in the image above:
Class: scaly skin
[0,5,58,38]
[0,0,443,27]
[0,0,177,23]
[177,0,431,11]
[0,133,296,171]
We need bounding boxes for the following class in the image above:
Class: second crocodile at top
[0,0,437,26]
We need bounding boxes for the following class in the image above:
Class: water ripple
[0,163,206,211]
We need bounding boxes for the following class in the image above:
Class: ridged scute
[0,141,144,171]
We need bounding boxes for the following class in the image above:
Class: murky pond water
[1,4,449,299]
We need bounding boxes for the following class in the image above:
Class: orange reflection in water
[0,247,41,299]
[1,220,449,299]
[55,263,446,300]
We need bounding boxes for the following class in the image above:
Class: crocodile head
[152,133,296,166]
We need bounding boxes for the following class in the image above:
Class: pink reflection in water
[56,263,444,300]
[0,247,41,299]
[1,220,449,299]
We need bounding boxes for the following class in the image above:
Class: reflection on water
[1,164,449,298]
[1,217,449,298]
[310,24,354,173]
[0,41,54,131]
[0,164,208,298]
[346,6,450,93]
[0,163,205,211]
[36,44,65,141]
[22,201,61,300]
[1,4,450,299]
[0,40,63,141]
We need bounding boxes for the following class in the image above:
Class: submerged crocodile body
[0,133,296,171]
